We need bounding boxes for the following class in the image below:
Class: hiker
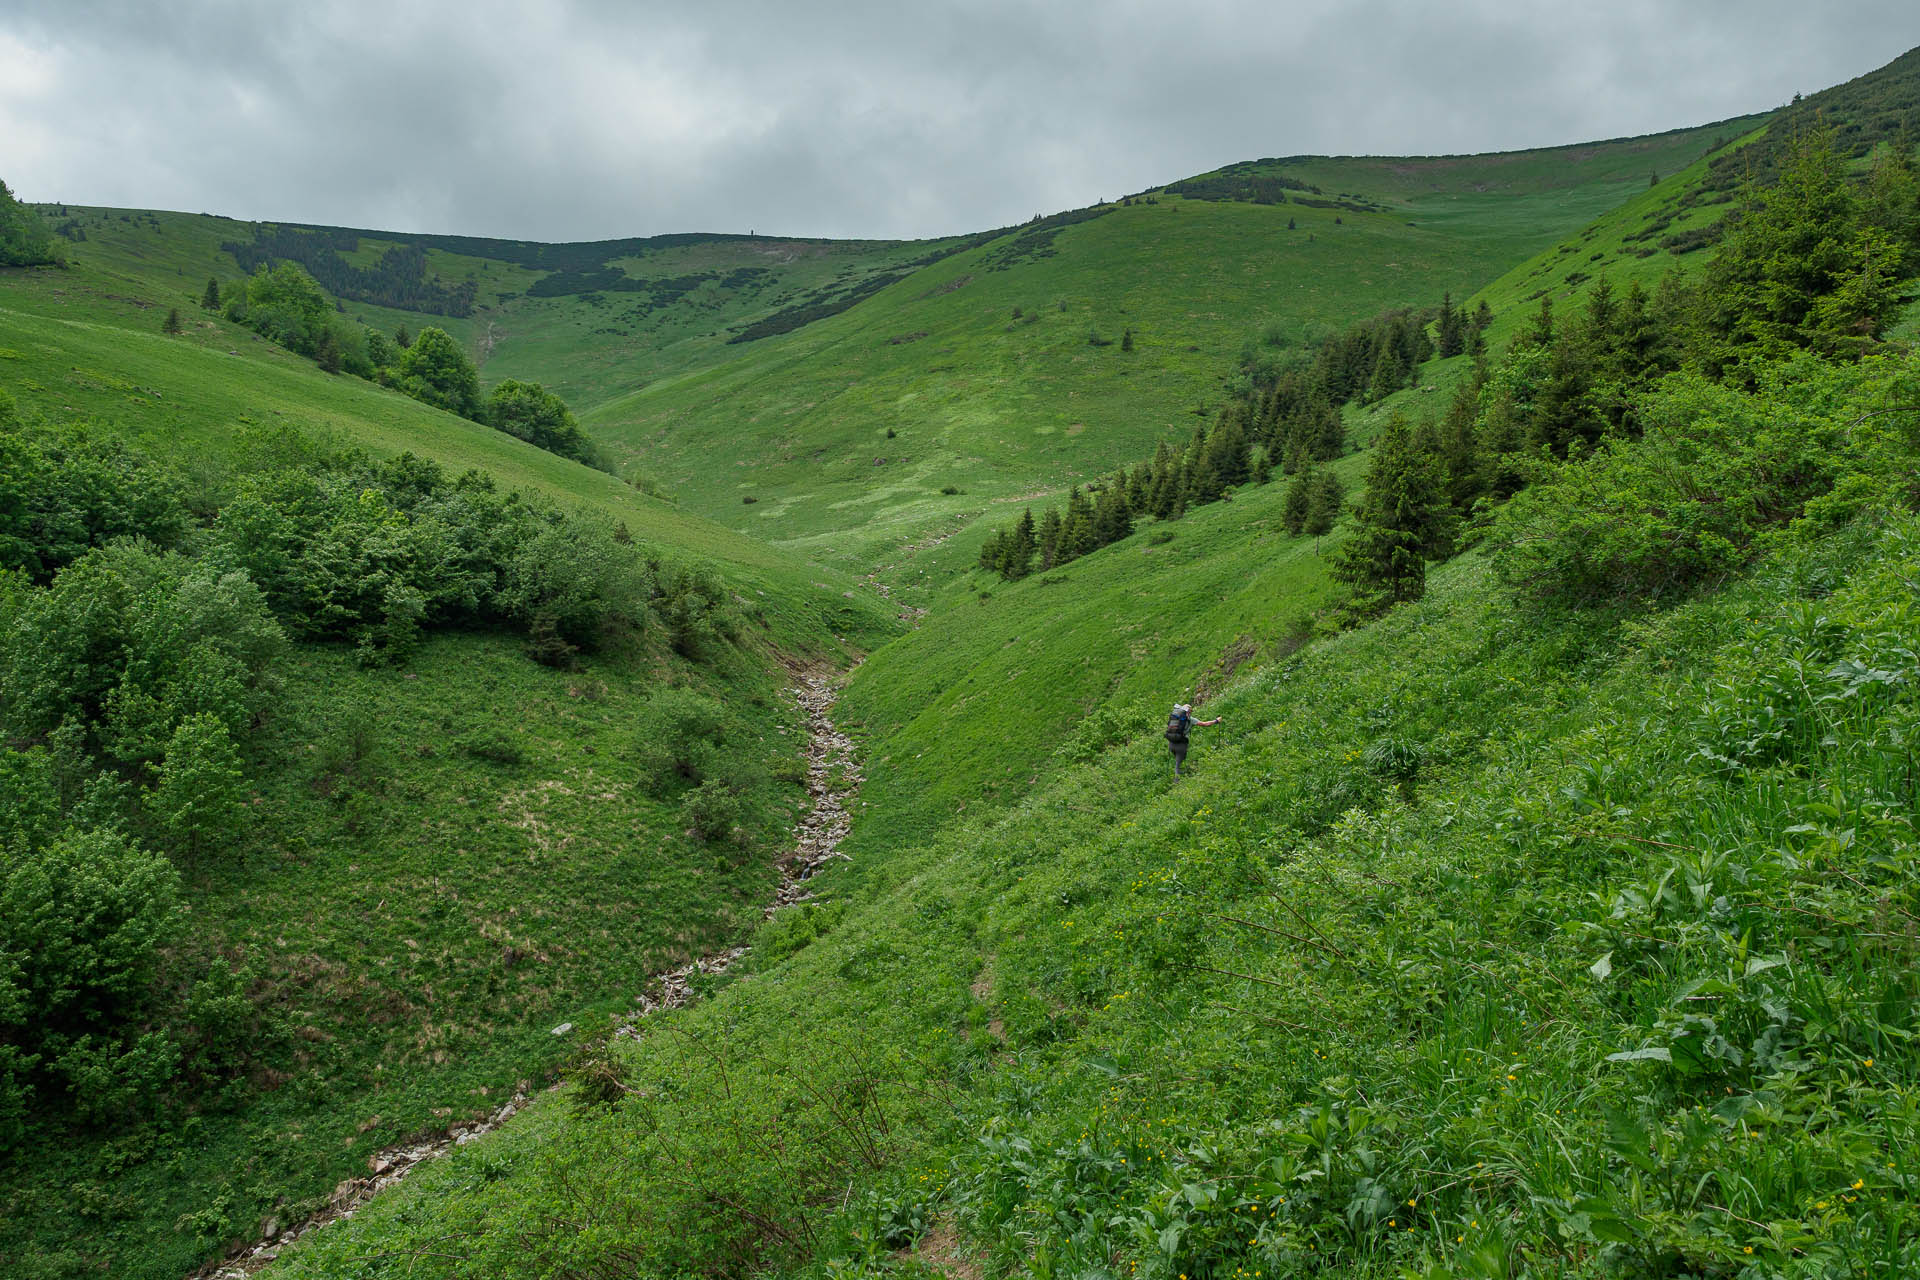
[1164,702,1220,777]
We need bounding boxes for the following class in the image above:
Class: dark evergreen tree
[1436,291,1465,358]
[161,307,182,335]
[1204,413,1251,488]
[1437,361,1488,512]
[1303,469,1345,537]
[1331,415,1452,610]
[1697,124,1902,377]
[1001,508,1037,579]
[1059,487,1095,560]
[200,277,221,311]
[1037,507,1063,570]
[1281,467,1314,534]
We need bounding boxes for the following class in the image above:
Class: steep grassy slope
[263,348,1920,1280]
[2,630,815,1280]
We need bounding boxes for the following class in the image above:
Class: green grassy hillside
[582,121,1760,579]
[261,345,1920,1280]
[33,116,1759,593]
[0,199,899,1276]
[0,264,895,651]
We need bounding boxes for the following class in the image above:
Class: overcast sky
[2,2,1914,244]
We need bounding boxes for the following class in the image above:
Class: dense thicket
[1344,126,1920,616]
[0,180,59,268]
[0,408,740,1146]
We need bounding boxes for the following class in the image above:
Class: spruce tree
[1437,361,1488,511]
[161,307,182,334]
[1001,508,1037,579]
[1309,396,1345,461]
[1437,291,1464,358]
[1303,469,1345,537]
[1281,467,1314,534]
[979,530,1005,572]
[200,277,221,310]
[1037,507,1063,570]
[1204,413,1251,488]
[1060,487,1095,560]
[1331,416,1452,611]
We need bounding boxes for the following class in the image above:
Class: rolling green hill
[32,115,1763,592]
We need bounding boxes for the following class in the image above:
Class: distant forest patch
[223,226,479,317]
[1165,165,1385,213]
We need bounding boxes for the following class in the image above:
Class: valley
[2,39,1918,1280]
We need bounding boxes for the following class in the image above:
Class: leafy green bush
[389,326,482,419]
[0,422,191,582]
[637,686,732,790]
[0,827,183,1140]
[1490,356,1884,605]
[456,728,526,766]
[486,379,606,470]
[503,519,652,665]
[679,776,749,848]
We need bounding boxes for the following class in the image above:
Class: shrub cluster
[0,412,745,1146]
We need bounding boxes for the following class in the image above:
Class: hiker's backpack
[1164,708,1190,742]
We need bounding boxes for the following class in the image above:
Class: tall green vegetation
[218,263,606,469]
[1332,127,1920,614]
[976,408,1263,580]
[0,179,59,267]
[0,410,749,1151]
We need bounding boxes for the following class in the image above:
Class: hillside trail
[193,662,862,1279]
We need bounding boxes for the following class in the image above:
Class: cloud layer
[2,2,1912,242]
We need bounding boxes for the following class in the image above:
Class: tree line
[1332,126,1920,615]
[0,180,59,267]
[975,296,1487,580]
[223,225,478,316]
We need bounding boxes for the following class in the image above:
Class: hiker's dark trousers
[1169,739,1188,774]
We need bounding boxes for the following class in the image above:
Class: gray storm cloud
[0,1,1912,242]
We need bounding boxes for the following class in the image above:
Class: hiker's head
[1173,703,1190,716]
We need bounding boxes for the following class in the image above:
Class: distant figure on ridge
[1164,702,1220,777]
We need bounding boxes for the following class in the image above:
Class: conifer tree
[1001,508,1037,579]
[1146,441,1179,519]
[1281,467,1314,534]
[1437,360,1488,511]
[1309,396,1345,461]
[1332,415,1452,610]
[1037,507,1063,570]
[979,529,1006,572]
[1524,295,1555,348]
[200,277,221,310]
[161,307,182,334]
[1060,487,1095,560]
[1437,291,1464,358]
[1093,476,1133,545]
[1204,413,1251,488]
[1303,468,1345,537]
